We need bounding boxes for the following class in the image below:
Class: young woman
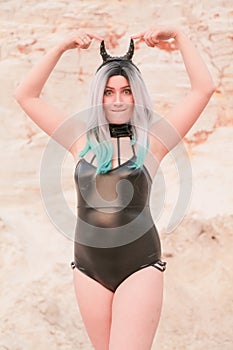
[14,26,215,350]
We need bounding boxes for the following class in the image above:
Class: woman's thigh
[73,268,114,350]
[109,266,164,350]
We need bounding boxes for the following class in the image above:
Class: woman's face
[103,75,134,124]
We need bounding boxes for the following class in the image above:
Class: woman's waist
[76,205,154,230]
[77,204,149,210]
[77,205,151,221]
[75,208,158,248]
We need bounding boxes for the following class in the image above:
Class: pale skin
[14,26,215,349]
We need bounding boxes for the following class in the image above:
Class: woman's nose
[114,92,122,103]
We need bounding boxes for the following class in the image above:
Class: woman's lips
[110,109,127,112]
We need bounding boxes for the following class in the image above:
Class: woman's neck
[109,122,133,138]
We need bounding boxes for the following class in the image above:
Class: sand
[1,1,232,349]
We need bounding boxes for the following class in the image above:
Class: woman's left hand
[131,26,179,47]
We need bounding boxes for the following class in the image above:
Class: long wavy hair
[79,61,154,174]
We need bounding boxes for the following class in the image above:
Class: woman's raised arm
[14,30,103,151]
[132,27,216,160]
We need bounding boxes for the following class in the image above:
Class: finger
[130,31,146,40]
[147,38,159,47]
[81,35,91,45]
[75,37,85,47]
[82,44,90,49]
[87,33,104,41]
[77,43,90,50]
[143,32,154,47]
[145,31,160,47]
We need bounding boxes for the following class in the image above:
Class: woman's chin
[106,115,131,124]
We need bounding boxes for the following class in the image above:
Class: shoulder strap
[90,154,96,164]
[90,140,135,167]
[117,137,135,166]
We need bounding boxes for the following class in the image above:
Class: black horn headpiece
[96,39,139,72]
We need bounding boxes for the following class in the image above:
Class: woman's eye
[124,89,132,95]
[104,90,112,96]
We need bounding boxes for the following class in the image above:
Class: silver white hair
[82,61,154,171]
[81,61,153,172]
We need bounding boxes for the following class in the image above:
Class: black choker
[109,123,133,138]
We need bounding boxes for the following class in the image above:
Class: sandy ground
[1,1,233,349]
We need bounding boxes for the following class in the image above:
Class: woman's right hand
[58,30,104,52]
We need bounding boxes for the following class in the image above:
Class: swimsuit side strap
[131,143,136,157]
[90,154,96,164]
[117,137,121,166]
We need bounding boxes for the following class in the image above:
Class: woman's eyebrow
[105,85,131,89]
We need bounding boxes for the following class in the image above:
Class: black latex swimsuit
[71,123,166,292]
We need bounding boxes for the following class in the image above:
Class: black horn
[97,39,139,72]
[100,41,111,62]
[122,39,134,61]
